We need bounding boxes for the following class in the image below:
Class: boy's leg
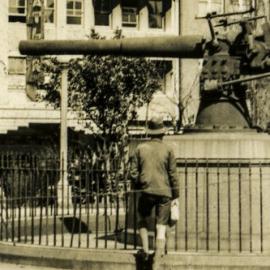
[155,224,166,255]
[138,193,154,256]
[139,226,149,254]
[153,198,171,270]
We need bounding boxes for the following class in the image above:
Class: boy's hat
[147,116,165,135]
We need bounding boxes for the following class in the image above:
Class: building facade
[1,0,181,136]
[0,0,268,136]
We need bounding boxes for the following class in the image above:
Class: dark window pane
[121,0,137,7]
[45,10,54,23]
[94,0,111,26]
[18,0,25,6]
[75,1,82,9]
[148,0,163,28]
[17,7,25,14]
[67,0,74,9]
[149,14,162,28]
[95,13,110,25]
[47,0,54,8]
[67,16,81,24]
[9,15,26,22]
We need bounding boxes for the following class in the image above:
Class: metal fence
[0,151,270,253]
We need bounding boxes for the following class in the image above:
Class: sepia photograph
[0,0,270,269]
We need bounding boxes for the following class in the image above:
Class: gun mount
[19,7,270,131]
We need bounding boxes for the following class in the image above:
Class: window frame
[44,0,55,24]
[8,0,27,22]
[148,0,164,29]
[122,6,138,28]
[153,60,173,93]
[8,56,26,75]
[66,0,84,25]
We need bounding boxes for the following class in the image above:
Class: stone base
[129,132,270,253]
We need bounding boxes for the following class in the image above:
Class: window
[67,0,83,25]
[45,0,55,23]
[121,0,137,27]
[240,0,250,10]
[148,0,163,29]
[211,0,224,13]
[94,0,112,26]
[9,0,26,23]
[8,57,26,75]
[155,61,173,93]
[198,0,209,16]
[198,0,224,16]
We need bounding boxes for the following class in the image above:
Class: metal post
[57,60,72,214]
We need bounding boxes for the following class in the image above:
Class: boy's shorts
[138,192,171,225]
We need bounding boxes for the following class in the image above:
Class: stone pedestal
[164,132,270,252]
[128,132,270,253]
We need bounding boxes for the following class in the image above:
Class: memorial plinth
[128,132,270,253]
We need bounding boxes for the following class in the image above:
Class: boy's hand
[171,198,179,206]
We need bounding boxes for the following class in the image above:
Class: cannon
[19,8,270,130]
[19,35,205,58]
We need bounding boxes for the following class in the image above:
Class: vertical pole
[177,0,182,131]
[57,62,71,215]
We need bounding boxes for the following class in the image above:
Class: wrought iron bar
[45,169,49,246]
[17,158,22,243]
[217,161,220,252]
[227,161,231,253]
[248,161,252,253]
[206,159,209,251]
[259,162,263,253]
[238,163,242,252]
[86,160,90,249]
[184,159,188,251]
[96,172,100,249]
[195,160,199,252]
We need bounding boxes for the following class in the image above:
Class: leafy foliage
[36,30,161,141]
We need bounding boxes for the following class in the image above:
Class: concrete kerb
[1,241,270,269]
[0,241,135,270]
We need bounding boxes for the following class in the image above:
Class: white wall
[0,0,9,105]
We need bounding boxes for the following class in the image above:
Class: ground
[0,262,66,270]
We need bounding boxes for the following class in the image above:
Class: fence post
[57,58,72,214]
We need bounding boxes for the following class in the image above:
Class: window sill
[66,24,84,27]
[45,23,56,28]
[94,25,113,30]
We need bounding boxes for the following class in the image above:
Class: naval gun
[19,7,270,130]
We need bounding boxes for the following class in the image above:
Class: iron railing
[0,152,270,253]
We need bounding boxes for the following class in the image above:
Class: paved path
[0,262,66,270]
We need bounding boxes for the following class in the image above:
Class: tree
[34,29,161,194]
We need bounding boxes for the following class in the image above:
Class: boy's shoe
[152,239,166,270]
[137,249,149,262]
[135,249,152,270]
[152,253,166,270]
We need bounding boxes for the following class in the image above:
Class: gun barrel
[19,35,205,58]
[221,72,270,86]
[204,72,270,91]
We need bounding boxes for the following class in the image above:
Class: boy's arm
[129,149,140,183]
[168,149,179,199]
